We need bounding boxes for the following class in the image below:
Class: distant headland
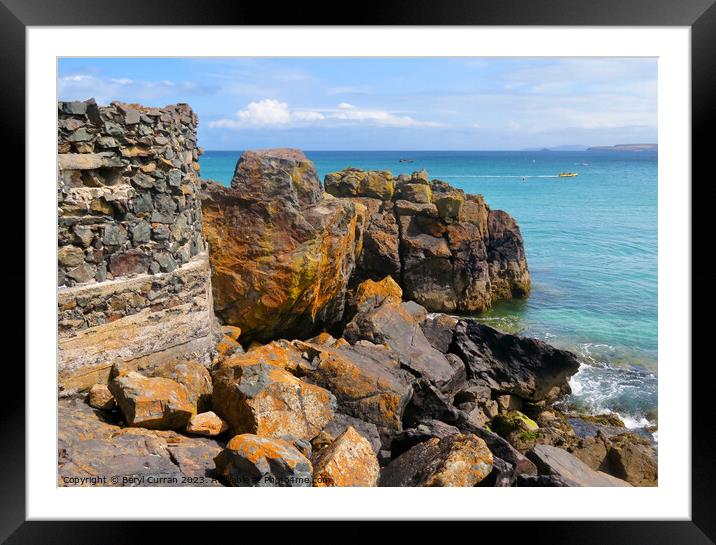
[523,144,657,152]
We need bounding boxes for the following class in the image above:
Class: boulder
[312,413,382,455]
[390,419,461,460]
[295,339,414,435]
[214,434,313,487]
[421,313,458,353]
[527,444,632,487]
[344,288,465,393]
[108,372,195,430]
[451,320,580,402]
[606,439,658,487]
[201,149,365,343]
[379,433,493,487]
[87,383,115,410]
[58,399,222,486]
[211,348,336,441]
[313,426,380,487]
[112,359,213,413]
[186,411,229,436]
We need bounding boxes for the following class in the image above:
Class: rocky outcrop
[214,434,313,487]
[201,149,365,343]
[451,320,580,402]
[324,168,530,314]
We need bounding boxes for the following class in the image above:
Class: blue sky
[58,57,657,151]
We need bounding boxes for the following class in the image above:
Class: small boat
[558,172,578,177]
[399,158,414,163]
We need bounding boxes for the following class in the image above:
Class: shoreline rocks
[57,120,656,488]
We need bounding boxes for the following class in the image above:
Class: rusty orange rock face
[214,433,313,487]
[351,276,403,313]
[108,371,196,430]
[313,426,380,487]
[201,149,365,343]
[212,346,336,441]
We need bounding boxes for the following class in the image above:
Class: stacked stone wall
[57,99,216,392]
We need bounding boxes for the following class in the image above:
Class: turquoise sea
[200,150,658,431]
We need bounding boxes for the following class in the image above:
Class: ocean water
[200,150,658,430]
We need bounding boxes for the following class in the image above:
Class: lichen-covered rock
[379,433,493,487]
[294,339,414,435]
[87,383,115,410]
[201,149,365,343]
[58,398,222,486]
[313,426,380,487]
[344,282,465,393]
[350,275,403,314]
[324,167,530,314]
[451,320,580,402]
[108,372,195,430]
[211,347,336,441]
[186,411,229,436]
[214,433,313,487]
[324,169,395,200]
[112,359,213,413]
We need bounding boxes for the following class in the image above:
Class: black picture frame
[2,0,713,541]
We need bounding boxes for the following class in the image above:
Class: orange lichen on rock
[313,426,380,487]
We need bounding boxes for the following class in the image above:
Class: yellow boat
[558,172,578,177]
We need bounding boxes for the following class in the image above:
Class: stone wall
[57,99,216,392]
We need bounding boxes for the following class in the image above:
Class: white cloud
[472,123,481,129]
[508,121,521,130]
[209,100,441,129]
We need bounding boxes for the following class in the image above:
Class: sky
[58,57,657,151]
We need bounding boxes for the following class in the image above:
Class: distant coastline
[586,144,658,152]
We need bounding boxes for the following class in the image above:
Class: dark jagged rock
[402,379,537,476]
[390,419,461,460]
[324,168,530,314]
[451,320,580,402]
[476,457,515,487]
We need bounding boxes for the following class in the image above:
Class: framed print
[2,0,714,541]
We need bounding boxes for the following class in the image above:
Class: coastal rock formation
[324,168,530,313]
[214,434,313,487]
[201,149,365,343]
[186,411,229,436]
[451,320,580,402]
